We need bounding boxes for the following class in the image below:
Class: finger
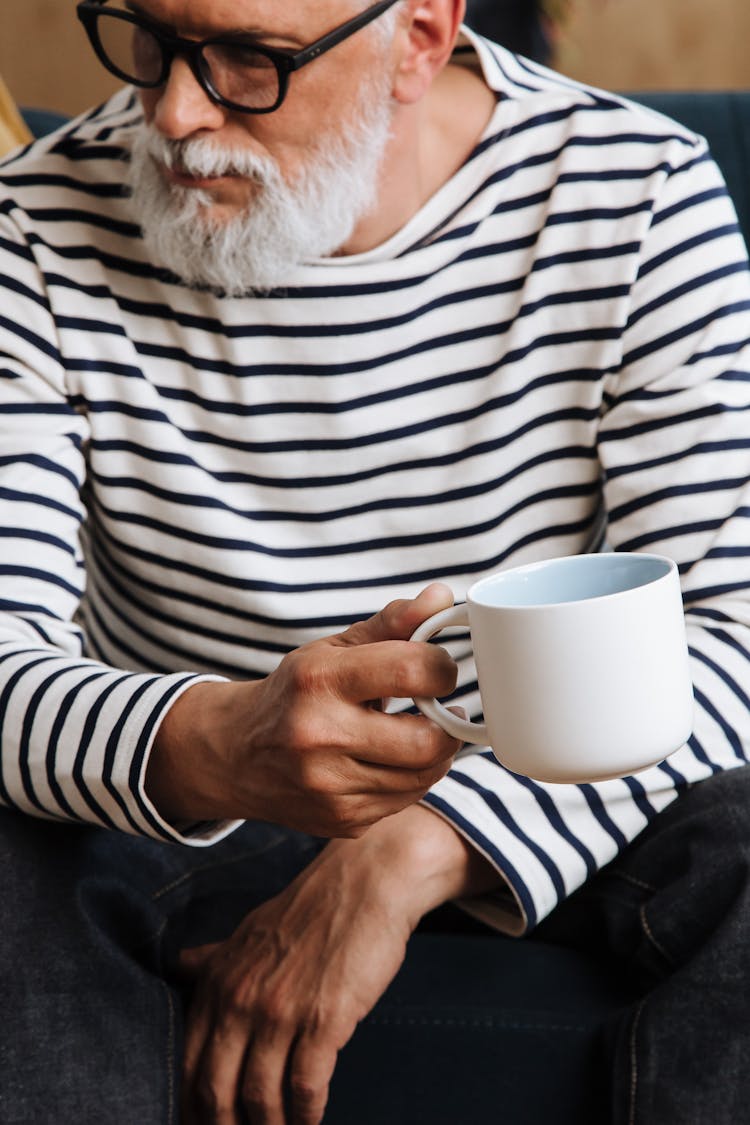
[178,942,219,980]
[181,997,214,1125]
[287,1036,339,1125]
[314,754,458,835]
[240,1031,294,1125]
[330,638,458,705]
[188,1015,249,1125]
[345,707,460,770]
[336,584,454,647]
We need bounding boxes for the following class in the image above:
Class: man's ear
[391,0,465,106]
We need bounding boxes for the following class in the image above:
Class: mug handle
[409,604,490,746]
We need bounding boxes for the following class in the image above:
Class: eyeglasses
[76,0,400,115]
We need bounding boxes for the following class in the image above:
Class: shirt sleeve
[424,135,750,934]
[0,202,239,845]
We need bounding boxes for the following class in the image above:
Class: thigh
[538,765,750,1125]
[0,810,321,1125]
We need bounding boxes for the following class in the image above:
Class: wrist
[322,805,501,930]
[146,679,253,822]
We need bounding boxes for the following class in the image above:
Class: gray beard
[127,87,394,296]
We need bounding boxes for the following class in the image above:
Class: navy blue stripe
[651,186,731,229]
[690,678,746,761]
[126,677,205,838]
[576,784,628,851]
[615,518,725,553]
[503,771,598,878]
[92,503,597,594]
[88,435,596,491]
[638,224,741,280]
[622,301,750,367]
[622,775,658,820]
[24,207,139,238]
[88,567,288,671]
[0,565,81,599]
[0,598,63,620]
[91,450,598,525]
[91,480,599,558]
[0,232,35,263]
[691,646,750,716]
[0,171,126,197]
[686,727,720,774]
[608,476,747,524]
[77,388,598,453]
[0,313,61,363]
[89,533,389,634]
[99,678,163,834]
[71,677,135,831]
[703,625,750,665]
[0,653,60,808]
[657,759,688,788]
[448,770,568,902]
[422,791,537,928]
[600,402,748,445]
[0,272,53,311]
[686,607,737,624]
[604,439,750,480]
[0,526,78,556]
[683,580,750,604]
[20,665,83,816]
[0,453,81,489]
[627,263,749,330]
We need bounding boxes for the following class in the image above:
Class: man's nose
[147,55,227,139]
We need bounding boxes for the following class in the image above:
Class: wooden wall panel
[2,0,119,116]
[1,0,748,120]
[558,0,750,91]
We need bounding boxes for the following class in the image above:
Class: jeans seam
[638,903,677,969]
[162,976,177,1125]
[611,871,658,893]
[628,996,647,1125]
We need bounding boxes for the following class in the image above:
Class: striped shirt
[2,29,750,934]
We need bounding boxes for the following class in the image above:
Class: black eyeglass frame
[76,0,401,114]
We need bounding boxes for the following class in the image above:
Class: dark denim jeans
[1,766,749,1124]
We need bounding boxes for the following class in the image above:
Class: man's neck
[339,61,497,256]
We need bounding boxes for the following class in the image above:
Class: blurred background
[1,0,749,118]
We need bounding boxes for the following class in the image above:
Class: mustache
[141,127,277,181]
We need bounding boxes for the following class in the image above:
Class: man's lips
[162,163,237,190]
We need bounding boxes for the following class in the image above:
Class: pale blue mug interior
[471,553,671,608]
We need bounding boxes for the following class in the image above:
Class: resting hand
[148,584,461,836]
[178,806,500,1125]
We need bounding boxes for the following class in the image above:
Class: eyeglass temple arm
[289,0,400,71]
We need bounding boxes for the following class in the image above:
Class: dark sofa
[19,90,750,1124]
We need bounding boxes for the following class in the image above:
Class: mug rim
[468,551,676,611]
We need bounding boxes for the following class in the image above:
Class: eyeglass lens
[93,0,281,110]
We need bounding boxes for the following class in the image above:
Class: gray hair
[368,0,406,48]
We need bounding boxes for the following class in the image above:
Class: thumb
[337,583,455,647]
[177,941,219,979]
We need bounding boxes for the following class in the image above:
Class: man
[1,1,749,1123]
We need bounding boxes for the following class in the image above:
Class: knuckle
[257,988,292,1029]
[287,648,330,697]
[432,650,459,694]
[194,1077,228,1116]
[289,1074,321,1108]
[242,1076,276,1115]
[390,649,426,698]
[411,718,444,761]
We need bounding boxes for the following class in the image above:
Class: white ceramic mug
[410,552,694,784]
